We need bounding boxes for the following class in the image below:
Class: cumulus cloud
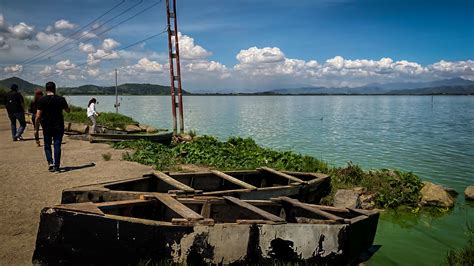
[56,59,76,71]
[39,66,54,76]
[177,32,212,60]
[4,64,23,73]
[0,35,9,50]
[86,68,100,77]
[87,49,120,65]
[8,22,35,40]
[236,46,285,64]
[36,32,65,45]
[184,60,230,79]
[101,38,120,52]
[133,58,163,73]
[54,19,76,30]
[79,42,95,53]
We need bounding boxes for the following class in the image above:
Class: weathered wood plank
[223,196,285,223]
[236,219,277,225]
[96,199,153,210]
[210,170,257,190]
[152,194,203,221]
[259,167,304,183]
[153,171,195,192]
[55,202,104,216]
[171,218,214,226]
[277,197,345,222]
[302,203,350,213]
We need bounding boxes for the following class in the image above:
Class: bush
[63,104,137,129]
[444,222,474,265]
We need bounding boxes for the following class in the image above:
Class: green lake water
[69,95,474,265]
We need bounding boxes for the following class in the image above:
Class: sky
[0,0,473,92]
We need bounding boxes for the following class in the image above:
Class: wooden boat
[89,131,173,144]
[61,167,331,204]
[33,194,379,265]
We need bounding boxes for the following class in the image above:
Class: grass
[443,222,474,266]
[113,135,424,209]
[64,105,137,129]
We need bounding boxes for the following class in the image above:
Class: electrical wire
[18,0,126,65]
[42,28,167,79]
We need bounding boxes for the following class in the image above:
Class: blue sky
[0,0,473,91]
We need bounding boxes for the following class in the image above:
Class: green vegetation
[113,135,424,209]
[444,222,474,266]
[64,105,137,129]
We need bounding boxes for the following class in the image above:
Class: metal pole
[172,0,184,133]
[115,68,119,113]
[166,0,177,135]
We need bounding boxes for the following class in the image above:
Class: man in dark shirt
[4,84,26,141]
[35,81,70,172]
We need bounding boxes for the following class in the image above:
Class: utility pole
[114,68,119,113]
[166,0,184,135]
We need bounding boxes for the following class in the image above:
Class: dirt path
[0,109,153,265]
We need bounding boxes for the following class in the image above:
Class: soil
[0,109,153,265]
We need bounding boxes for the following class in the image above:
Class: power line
[23,0,148,67]
[18,0,126,65]
[43,29,167,79]
[25,0,162,67]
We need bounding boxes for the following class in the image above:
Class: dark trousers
[8,112,26,139]
[43,129,64,168]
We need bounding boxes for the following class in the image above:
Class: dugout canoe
[89,131,173,144]
[61,167,331,204]
[33,194,379,265]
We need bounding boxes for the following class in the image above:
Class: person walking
[87,98,99,134]
[34,82,70,172]
[4,84,26,141]
[29,88,44,128]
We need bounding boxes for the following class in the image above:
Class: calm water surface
[69,95,474,265]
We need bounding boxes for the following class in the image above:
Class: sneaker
[17,136,24,141]
[48,164,55,172]
[54,166,61,173]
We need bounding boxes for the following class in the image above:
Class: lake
[68,95,474,265]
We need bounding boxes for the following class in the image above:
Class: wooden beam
[259,167,304,183]
[153,171,195,193]
[151,194,203,221]
[277,197,344,222]
[302,203,350,213]
[223,196,285,223]
[210,170,257,190]
[236,219,277,225]
[96,199,153,210]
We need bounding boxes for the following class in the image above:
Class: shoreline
[0,108,153,264]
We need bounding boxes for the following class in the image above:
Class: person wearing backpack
[34,82,70,172]
[4,84,26,141]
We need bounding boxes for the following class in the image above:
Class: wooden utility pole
[165,0,184,134]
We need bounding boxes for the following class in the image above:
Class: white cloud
[56,59,76,71]
[236,47,285,64]
[102,38,120,52]
[4,64,23,73]
[87,49,120,65]
[177,32,211,60]
[54,19,76,30]
[39,66,54,76]
[36,32,65,45]
[79,42,95,53]
[134,58,163,73]
[8,22,35,40]
[86,68,100,77]
[0,35,9,50]
[184,60,230,79]
[0,14,5,30]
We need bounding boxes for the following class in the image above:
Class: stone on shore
[125,124,142,133]
[333,189,361,208]
[420,181,455,208]
[146,126,158,133]
[69,123,89,134]
[465,186,474,201]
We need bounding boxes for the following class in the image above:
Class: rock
[333,189,361,209]
[179,134,193,142]
[443,186,459,197]
[465,186,474,201]
[359,193,376,210]
[420,181,455,208]
[64,122,71,131]
[125,124,142,133]
[69,123,89,134]
[352,187,367,195]
[139,124,149,131]
[146,126,158,133]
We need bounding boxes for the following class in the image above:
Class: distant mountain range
[0,77,188,95]
[1,76,473,95]
[261,78,474,95]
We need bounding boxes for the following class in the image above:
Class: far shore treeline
[1,76,474,96]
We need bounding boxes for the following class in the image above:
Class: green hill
[0,76,188,95]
